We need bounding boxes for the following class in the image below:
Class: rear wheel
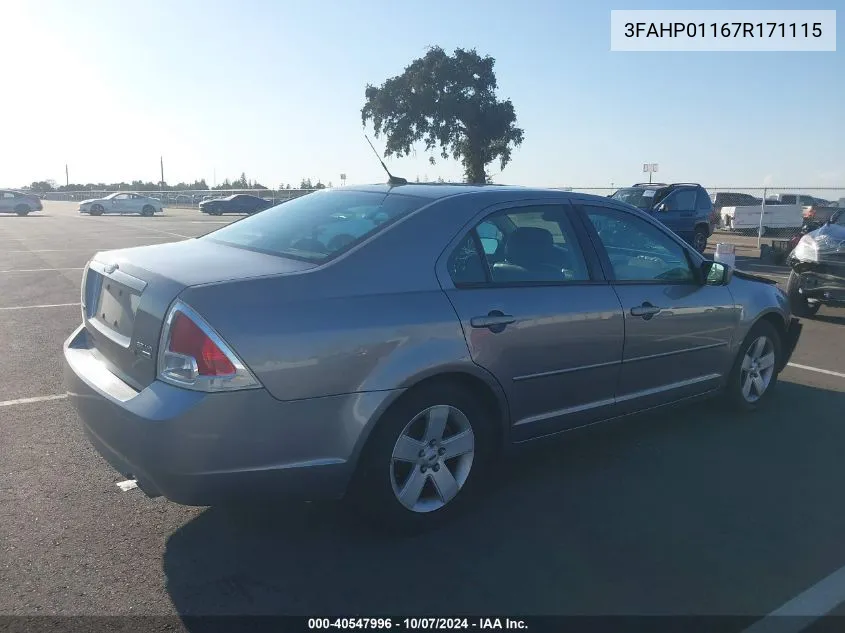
[141,205,155,217]
[89,204,104,216]
[349,381,495,533]
[786,271,822,317]
[726,320,782,411]
[692,226,708,253]
[14,204,30,216]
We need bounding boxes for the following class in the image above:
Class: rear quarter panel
[178,191,523,404]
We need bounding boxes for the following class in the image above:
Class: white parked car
[79,192,164,216]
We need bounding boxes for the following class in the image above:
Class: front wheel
[726,320,783,412]
[89,204,104,216]
[786,271,821,318]
[349,382,495,533]
[141,205,155,217]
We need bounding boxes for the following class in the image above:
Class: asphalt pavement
[1,202,844,627]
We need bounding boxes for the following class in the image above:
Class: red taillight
[168,312,235,376]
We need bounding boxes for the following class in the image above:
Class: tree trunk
[464,151,487,184]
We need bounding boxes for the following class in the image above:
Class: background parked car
[198,194,274,215]
[79,192,164,216]
[710,192,761,228]
[610,182,713,253]
[786,209,845,316]
[0,190,43,215]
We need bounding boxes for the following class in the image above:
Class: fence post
[757,187,767,249]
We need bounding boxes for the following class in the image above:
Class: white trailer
[721,204,804,236]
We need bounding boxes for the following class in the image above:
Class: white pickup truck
[721,203,804,236]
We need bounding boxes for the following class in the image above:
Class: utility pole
[65,164,69,187]
[160,156,165,193]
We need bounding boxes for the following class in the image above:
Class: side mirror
[702,260,731,286]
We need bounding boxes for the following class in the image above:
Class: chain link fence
[37,184,845,259]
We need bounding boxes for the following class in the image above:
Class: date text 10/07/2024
[624,22,823,38]
[307,618,528,630]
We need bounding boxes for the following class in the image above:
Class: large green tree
[361,46,523,184]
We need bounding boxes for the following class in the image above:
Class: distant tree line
[23,172,333,193]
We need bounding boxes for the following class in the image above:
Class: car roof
[343,183,619,204]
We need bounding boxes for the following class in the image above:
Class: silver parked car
[63,185,802,531]
[79,192,164,216]
[0,190,43,215]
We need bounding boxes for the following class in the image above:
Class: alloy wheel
[390,404,475,513]
[740,336,776,403]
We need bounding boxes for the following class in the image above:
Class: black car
[199,194,274,216]
[786,209,845,316]
[610,183,713,253]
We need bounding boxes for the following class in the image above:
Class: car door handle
[630,302,662,319]
[470,311,516,331]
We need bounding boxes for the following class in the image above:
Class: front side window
[204,189,427,262]
[584,206,695,283]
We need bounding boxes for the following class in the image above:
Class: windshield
[611,187,664,210]
[204,189,427,261]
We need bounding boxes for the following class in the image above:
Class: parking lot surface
[1,203,844,623]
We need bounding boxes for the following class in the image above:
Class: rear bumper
[63,324,399,506]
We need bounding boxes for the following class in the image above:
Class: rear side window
[664,188,697,210]
[447,233,487,285]
[204,189,427,262]
[696,190,712,211]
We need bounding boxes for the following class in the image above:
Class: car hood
[810,222,845,241]
[79,198,105,205]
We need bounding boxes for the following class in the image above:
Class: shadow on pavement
[808,313,845,327]
[163,382,845,624]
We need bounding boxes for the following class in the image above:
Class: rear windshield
[203,189,427,261]
[611,187,667,210]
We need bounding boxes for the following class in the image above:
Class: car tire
[89,204,104,216]
[786,271,822,318]
[726,320,783,412]
[693,227,708,253]
[14,205,30,216]
[141,205,155,217]
[349,381,496,534]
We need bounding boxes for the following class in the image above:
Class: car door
[129,194,146,213]
[576,202,740,414]
[438,201,625,440]
[654,187,698,242]
[110,193,131,213]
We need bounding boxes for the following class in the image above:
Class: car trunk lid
[83,238,318,390]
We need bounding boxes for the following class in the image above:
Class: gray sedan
[63,184,802,531]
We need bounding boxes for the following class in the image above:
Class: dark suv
[610,183,713,253]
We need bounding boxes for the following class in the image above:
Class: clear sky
[1,0,842,189]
